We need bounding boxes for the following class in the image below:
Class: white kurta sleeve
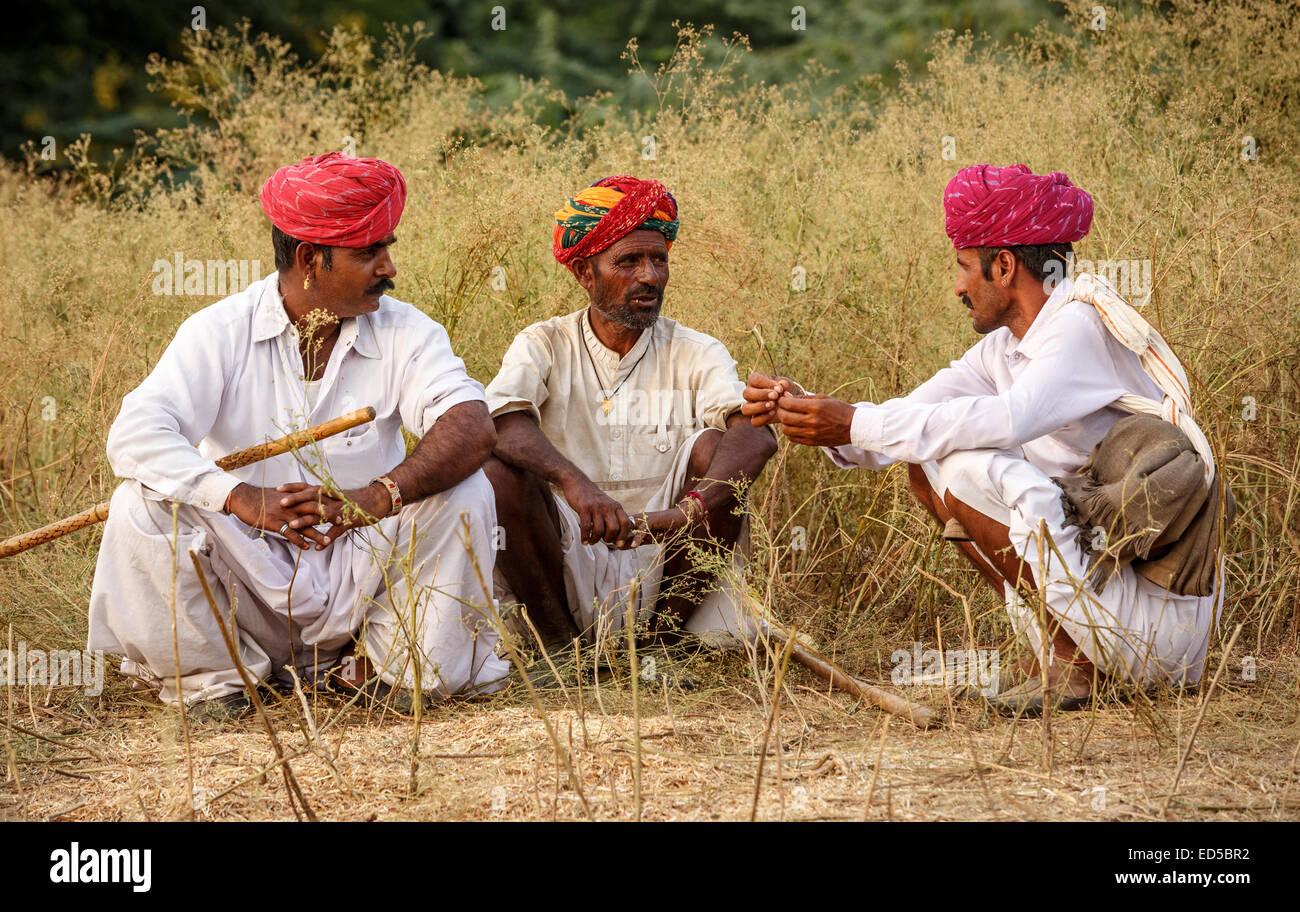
[106,311,241,512]
[823,338,999,470]
[692,338,747,430]
[483,327,553,422]
[849,307,1131,465]
[397,315,488,438]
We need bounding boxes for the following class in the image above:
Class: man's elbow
[103,409,136,477]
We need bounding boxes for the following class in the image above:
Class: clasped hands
[740,371,857,446]
[225,481,392,551]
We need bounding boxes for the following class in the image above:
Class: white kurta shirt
[107,275,486,508]
[484,309,746,514]
[825,277,1163,478]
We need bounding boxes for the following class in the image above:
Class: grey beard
[594,298,660,330]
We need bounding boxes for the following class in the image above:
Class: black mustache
[367,278,395,296]
[962,295,973,308]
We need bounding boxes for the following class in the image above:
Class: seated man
[744,164,1229,714]
[484,176,777,670]
[89,152,509,721]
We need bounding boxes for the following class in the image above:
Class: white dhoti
[88,472,511,705]
[923,448,1222,686]
[495,429,761,648]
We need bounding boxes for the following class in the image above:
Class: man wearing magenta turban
[743,164,1230,714]
[88,153,510,720]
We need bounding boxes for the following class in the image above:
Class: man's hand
[742,371,806,427]
[558,473,635,547]
[271,481,393,550]
[225,483,335,550]
[772,393,857,447]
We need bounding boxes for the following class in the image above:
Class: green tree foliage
[3,0,1068,163]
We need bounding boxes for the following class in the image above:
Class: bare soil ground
[4,647,1297,822]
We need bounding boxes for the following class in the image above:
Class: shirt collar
[251,274,381,358]
[1011,275,1073,360]
[352,308,381,359]
[251,275,290,343]
[582,307,654,371]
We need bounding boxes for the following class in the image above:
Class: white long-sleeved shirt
[825,278,1163,478]
[107,275,486,511]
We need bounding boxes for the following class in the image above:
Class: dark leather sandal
[986,678,1092,716]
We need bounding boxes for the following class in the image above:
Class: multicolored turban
[552,175,679,271]
[944,163,1093,249]
[260,152,407,248]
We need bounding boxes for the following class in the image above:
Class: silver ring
[279,522,291,536]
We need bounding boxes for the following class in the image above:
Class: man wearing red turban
[481,176,777,683]
[742,164,1227,714]
[89,152,510,721]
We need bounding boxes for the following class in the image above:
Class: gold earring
[303,276,310,291]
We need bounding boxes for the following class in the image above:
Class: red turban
[944,163,1093,249]
[553,175,678,271]
[260,152,407,248]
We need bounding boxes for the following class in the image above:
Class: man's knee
[906,463,932,505]
[482,454,522,496]
[688,429,723,478]
[931,449,1005,507]
[102,480,187,544]
[436,468,496,523]
[483,455,547,506]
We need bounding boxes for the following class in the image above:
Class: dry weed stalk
[189,551,317,821]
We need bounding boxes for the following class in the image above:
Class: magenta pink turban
[944,163,1093,249]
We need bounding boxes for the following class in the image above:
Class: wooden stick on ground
[0,406,376,558]
[764,624,935,729]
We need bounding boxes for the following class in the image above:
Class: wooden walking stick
[0,406,377,559]
[760,619,935,729]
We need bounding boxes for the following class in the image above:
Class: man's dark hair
[272,225,332,271]
[975,243,1072,283]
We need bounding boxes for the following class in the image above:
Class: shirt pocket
[628,421,688,470]
[313,421,389,491]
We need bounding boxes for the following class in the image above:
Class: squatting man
[744,163,1232,715]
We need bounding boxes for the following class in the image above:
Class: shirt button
[611,472,622,481]
[656,443,669,453]
[612,429,622,439]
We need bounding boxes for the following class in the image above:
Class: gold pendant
[602,399,612,415]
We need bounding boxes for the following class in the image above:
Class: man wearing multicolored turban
[483,176,777,682]
[743,163,1229,714]
[89,152,510,720]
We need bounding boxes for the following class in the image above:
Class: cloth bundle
[1056,272,1233,596]
[1055,414,1234,597]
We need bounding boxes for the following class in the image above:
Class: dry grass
[3,0,1300,821]
[4,648,1297,821]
